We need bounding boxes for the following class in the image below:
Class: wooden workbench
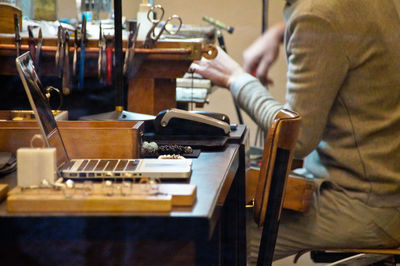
[0,34,205,115]
[0,140,247,265]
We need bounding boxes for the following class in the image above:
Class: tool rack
[0,34,205,115]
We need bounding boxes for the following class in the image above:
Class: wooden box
[0,4,22,34]
[0,120,144,159]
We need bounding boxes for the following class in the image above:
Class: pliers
[98,23,107,84]
[14,14,21,57]
[28,25,43,70]
[72,27,79,81]
[36,28,43,69]
[79,13,87,89]
[123,23,140,78]
[104,34,114,86]
[55,25,65,78]
[62,31,71,95]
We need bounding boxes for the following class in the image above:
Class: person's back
[190,0,400,261]
[285,0,400,206]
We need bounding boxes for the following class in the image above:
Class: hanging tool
[123,23,140,78]
[104,34,114,86]
[127,5,183,79]
[14,14,21,57]
[123,27,134,76]
[35,28,43,70]
[72,28,79,81]
[27,25,43,70]
[79,14,87,89]
[27,26,36,62]
[62,31,71,95]
[97,23,107,84]
[55,25,65,78]
[142,5,182,49]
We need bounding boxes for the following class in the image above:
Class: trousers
[247,180,400,264]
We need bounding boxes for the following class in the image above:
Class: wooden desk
[0,35,204,115]
[0,143,246,265]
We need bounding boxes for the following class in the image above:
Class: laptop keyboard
[61,159,140,179]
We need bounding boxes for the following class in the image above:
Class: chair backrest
[254,109,301,265]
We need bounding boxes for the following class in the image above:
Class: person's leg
[273,183,400,260]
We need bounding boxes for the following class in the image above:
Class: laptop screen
[16,52,70,167]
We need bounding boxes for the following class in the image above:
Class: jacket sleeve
[231,14,349,158]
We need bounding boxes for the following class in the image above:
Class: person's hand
[243,22,285,85]
[189,46,245,89]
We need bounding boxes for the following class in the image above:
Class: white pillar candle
[17,147,57,187]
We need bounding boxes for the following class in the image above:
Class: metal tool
[62,31,71,95]
[27,26,36,62]
[55,25,65,78]
[123,28,134,76]
[123,23,140,77]
[202,16,234,34]
[98,23,107,84]
[27,25,43,70]
[35,28,43,70]
[72,28,79,80]
[142,5,182,49]
[104,34,114,86]
[14,14,21,57]
[79,14,87,89]
[125,5,183,80]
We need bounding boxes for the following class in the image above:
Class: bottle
[136,0,153,41]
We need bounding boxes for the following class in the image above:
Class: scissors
[142,5,182,49]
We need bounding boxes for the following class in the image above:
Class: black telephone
[153,109,231,136]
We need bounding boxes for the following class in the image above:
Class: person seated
[190,0,400,261]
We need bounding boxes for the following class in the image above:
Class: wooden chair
[248,110,399,265]
[247,109,301,266]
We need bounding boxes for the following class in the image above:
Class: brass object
[245,198,255,208]
[10,110,63,121]
[115,106,124,112]
[202,44,218,59]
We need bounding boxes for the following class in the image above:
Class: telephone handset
[154,108,230,136]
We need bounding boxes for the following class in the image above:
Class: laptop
[16,52,192,180]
